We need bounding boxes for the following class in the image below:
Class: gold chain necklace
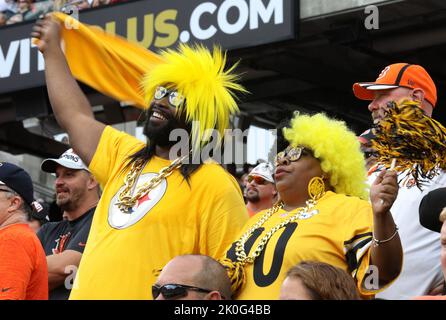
[116,154,188,213]
[235,198,319,265]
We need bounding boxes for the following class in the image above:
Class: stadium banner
[0,0,297,95]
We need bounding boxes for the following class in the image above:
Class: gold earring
[308,176,325,202]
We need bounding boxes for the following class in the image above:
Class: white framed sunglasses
[154,86,185,108]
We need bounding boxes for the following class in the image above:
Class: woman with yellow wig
[222,112,403,299]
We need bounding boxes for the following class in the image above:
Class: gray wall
[301,0,402,19]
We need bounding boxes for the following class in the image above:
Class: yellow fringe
[372,99,446,188]
[219,258,246,298]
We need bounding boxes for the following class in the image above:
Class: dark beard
[246,191,260,203]
[57,201,77,212]
[127,104,201,181]
[143,107,184,148]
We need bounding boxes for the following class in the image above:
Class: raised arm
[31,16,105,165]
[369,169,403,286]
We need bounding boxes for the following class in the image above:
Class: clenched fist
[370,169,399,216]
[31,14,62,55]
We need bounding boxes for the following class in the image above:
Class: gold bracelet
[372,226,399,247]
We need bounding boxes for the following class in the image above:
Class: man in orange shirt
[0,162,48,300]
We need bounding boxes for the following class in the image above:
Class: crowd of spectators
[0,0,127,27]
[1,13,445,301]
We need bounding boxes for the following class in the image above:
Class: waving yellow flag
[50,12,163,108]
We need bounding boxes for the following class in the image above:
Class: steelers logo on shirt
[108,173,167,229]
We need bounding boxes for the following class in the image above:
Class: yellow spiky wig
[283,113,369,200]
[142,44,247,151]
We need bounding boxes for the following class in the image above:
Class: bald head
[193,255,232,299]
[155,255,232,300]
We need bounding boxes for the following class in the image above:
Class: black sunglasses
[152,283,213,300]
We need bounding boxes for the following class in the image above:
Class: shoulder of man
[38,220,68,236]
[1,224,36,241]
[191,162,239,186]
[64,208,96,253]
[0,225,42,255]
[103,125,144,149]
[73,207,95,230]
[37,220,69,248]
[91,126,145,180]
[194,160,231,175]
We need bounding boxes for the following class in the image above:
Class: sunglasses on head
[247,175,267,185]
[274,146,313,166]
[152,283,213,300]
[154,86,185,108]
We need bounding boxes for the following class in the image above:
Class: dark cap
[358,128,376,145]
[419,187,446,233]
[30,202,49,223]
[0,162,34,207]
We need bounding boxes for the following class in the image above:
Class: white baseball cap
[248,163,274,183]
[41,148,89,173]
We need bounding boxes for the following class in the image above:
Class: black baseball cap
[419,187,446,233]
[0,162,34,207]
[30,201,49,223]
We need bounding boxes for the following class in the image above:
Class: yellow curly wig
[142,44,247,150]
[283,113,369,200]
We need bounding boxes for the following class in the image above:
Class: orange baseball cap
[353,63,437,107]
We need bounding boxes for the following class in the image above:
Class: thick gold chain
[116,155,188,213]
[235,199,318,265]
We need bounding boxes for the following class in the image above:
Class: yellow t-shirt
[69,126,248,299]
[225,191,375,300]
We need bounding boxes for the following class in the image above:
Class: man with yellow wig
[32,16,248,299]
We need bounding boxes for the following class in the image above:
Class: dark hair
[181,254,233,300]
[127,106,202,182]
[285,261,361,300]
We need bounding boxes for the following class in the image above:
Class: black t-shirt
[37,207,95,300]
